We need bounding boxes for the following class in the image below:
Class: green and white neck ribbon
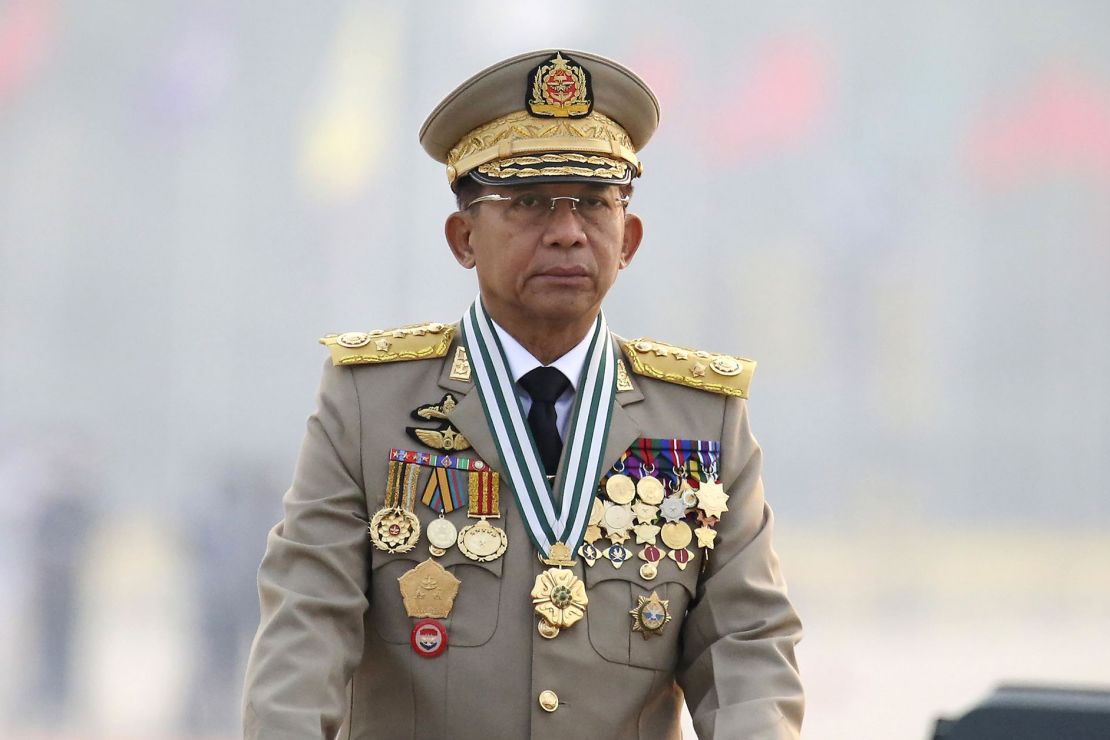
[460,298,617,557]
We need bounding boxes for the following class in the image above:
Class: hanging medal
[370,460,422,553]
[532,543,588,639]
[457,469,507,562]
[422,465,466,556]
[638,544,663,580]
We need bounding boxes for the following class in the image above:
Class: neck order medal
[532,543,588,639]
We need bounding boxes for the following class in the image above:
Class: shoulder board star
[620,338,755,398]
[319,322,455,366]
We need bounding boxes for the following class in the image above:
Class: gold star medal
[369,461,421,554]
[632,501,659,525]
[457,471,507,562]
[633,522,661,545]
[694,525,718,549]
[630,591,672,639]
[696,480,730,518]
[602,500,635,544]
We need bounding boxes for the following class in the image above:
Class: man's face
[446,182,643,331]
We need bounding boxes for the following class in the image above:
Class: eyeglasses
[462,191,630,227]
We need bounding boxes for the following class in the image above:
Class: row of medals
[582,471,726,581]
[368,471,723,574]
[368,493,506,563]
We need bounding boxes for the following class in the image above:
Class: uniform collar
[489,318,592,391]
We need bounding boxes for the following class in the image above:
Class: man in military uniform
[243,50,803,739]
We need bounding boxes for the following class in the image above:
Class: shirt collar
[490,319,593,391]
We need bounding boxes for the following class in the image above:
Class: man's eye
[580,195,608,209]
[514,194,543,208]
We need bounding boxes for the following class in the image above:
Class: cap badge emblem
[527,52,592,118]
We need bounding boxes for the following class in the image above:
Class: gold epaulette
[319,322,455,366]
[621,338,756,398]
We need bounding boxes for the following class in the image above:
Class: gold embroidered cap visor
[419,49,660,188]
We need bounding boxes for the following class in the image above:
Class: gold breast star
[653,346,669,357]
[695,481,729,518]
[694,526,717,549]
[691,362,707,377]
[631,501,659,525]
[674,350,690,360]
[633,523,661,545]
[374,338,392,351]
[583,524,604,544]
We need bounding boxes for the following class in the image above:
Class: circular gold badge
[633,340,653,353]
[537,620,560,639]
[457,518,507,562]
[426,517,458,550]
[709,356,742,376]
[635,476,665,505]
[639,562,658,580]
[337,331,371,348]
[605,474,636,504]
[660,521,693,550]
[602,502,634,532]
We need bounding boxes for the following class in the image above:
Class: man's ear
[445,211,476,269]
[619,213,643,269]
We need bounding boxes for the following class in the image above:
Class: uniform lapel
[600,337,644,472]
[436,340,504,474]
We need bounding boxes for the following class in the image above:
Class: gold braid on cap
[446,110,641,185]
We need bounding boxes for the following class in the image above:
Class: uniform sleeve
[242,358,370,740]
[676,395,804,739]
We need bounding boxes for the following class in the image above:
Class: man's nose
[542,197,587,247]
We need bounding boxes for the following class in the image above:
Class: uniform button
[538,689,559,712]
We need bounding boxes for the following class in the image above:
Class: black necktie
[518,367,571,476]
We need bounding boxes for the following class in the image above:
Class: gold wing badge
[406,393,472,452]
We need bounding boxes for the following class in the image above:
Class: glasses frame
[461,192,631,214]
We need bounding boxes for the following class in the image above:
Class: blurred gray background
[2,1,1109,738]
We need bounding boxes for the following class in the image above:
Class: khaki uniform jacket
[243,331,803,739]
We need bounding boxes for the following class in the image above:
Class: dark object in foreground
[933,685,1110,740]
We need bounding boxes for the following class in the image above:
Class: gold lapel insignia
[449,345,471,381]
[616,358,634,392]
[406,393,472,452]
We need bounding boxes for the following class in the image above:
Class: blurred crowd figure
[0,428,283,737]
[0,431,97,730]
[183,462,284,735]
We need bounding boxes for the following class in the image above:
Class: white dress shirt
[490,319,592,441]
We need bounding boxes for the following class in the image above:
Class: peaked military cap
[420,49,661,189]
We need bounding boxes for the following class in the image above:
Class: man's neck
[485,310,597,365]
